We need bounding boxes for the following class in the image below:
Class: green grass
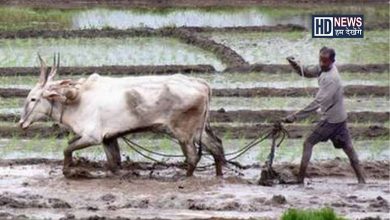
[282,207,345,220]
[0,7,76,31]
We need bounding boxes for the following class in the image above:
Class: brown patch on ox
[170,94,207,177]
[125,89,144,117]
[123,85,209,177]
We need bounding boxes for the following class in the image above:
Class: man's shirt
[293,64,348,123]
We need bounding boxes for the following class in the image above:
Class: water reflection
[72,9,309,29]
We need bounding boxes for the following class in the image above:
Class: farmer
[283,47,366,184]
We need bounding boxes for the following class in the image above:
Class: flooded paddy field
[1,96,389,114]
[0,5,387,31]
[0,138,389,162]
[204,31,390,65]
[0,37,224,69]
[0,1,388,219]
[0,71,389,87]
[0,31,387,68]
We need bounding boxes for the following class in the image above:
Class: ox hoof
[62,167,94,179]
[107,163,121,175]
[108,168,121,176]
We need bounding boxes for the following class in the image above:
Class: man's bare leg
[297,140,315,184]
[343,144,366,184]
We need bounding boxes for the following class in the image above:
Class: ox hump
[88,73,101,81]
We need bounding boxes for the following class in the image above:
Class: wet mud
[167,28,248,68]
[225,63,390,74]
[0,25,307,39]
[0,158,388,219]
[0,65,216,77]
[212,85,390,97]
[0,64,387,77]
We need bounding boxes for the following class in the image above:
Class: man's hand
[282,114,296,123]
[286,56,297,65]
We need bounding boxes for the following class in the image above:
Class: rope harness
[121,121,288,173]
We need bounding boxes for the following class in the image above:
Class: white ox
[19,55,225,177]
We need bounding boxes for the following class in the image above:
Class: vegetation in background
[281,207,345,220]
[0,7,76,31]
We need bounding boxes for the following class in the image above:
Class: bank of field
[0,3,388,220]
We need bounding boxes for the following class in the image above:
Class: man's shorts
[306,120,352,149]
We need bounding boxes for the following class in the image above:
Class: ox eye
[30,98,36,102]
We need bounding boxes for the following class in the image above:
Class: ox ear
[42,88,62,101]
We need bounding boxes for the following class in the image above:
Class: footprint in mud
[122,198,149,209]
[63,168,105,179]
[100,194,116,202]
[265,195,287,206]
[0,212,28,220]
[368,196,389,212]
[0,192,71,209]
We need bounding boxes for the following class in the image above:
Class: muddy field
[0,1,388,219]
[0,158,388,219]
[1,85,389,98]
[0,64,388,76]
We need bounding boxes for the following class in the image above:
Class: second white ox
[19,55,226,177]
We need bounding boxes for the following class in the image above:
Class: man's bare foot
[282,176,304,185]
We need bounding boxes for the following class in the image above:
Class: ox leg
[201,125,226,176]
[102,138,121,174]
[63,135,99,176]
[180,141,200,177]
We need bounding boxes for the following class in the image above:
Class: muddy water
[70,5,387,29]
[0,5,387,31]
[207,31,390,64]
[0,38,224,69]
[210,96,390,112]
[0,159,388,219]
[0,138,388,164]
[1,72,388,88]
[72,8,308,29]
[0,31,388,68]
[199,72,390,89]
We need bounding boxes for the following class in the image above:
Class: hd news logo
[312,15,364,38]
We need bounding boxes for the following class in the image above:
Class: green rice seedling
[281,207,345,220]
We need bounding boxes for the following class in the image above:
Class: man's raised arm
[286,56,321,78]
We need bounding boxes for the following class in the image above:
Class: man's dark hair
[319,46,336,62]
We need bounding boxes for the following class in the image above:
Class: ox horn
[37,53,49,87]
[48,52,60,81]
